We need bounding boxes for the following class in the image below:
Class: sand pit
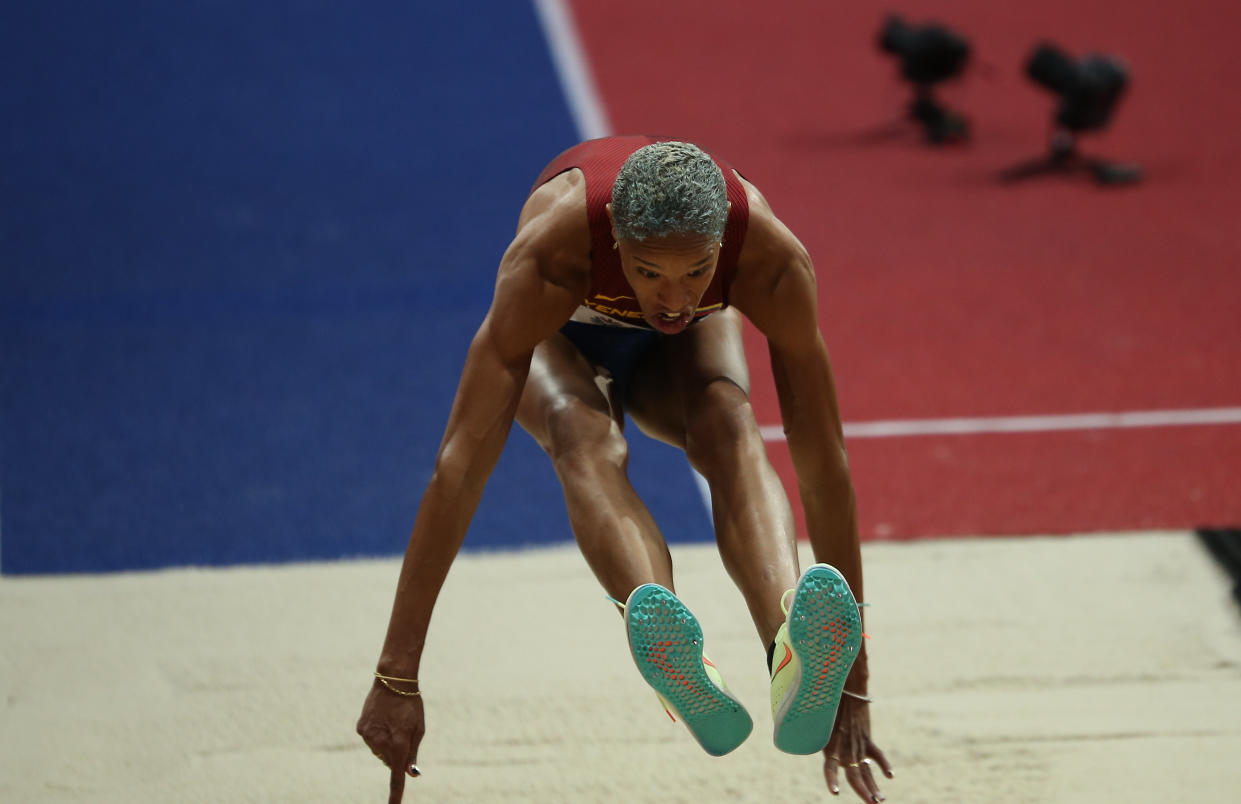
[3,531,1240,803]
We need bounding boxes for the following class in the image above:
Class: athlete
[357,136,892,802]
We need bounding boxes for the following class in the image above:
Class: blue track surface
[1,1,712,573]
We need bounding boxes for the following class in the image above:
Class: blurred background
[3,0,1239,575]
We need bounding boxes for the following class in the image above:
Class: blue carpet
[1,1,714,573]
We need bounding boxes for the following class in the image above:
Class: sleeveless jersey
[531,136,750,330]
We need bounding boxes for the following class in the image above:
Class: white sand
[3,532,1240,803]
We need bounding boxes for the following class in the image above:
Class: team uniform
[530,135,751,398]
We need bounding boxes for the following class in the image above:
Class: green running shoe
[624,583,753,757]
[770,564,863,755]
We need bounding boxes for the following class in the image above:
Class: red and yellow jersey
[531,136,750,330]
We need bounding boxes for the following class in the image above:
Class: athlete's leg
[626,309,800,647]
[515,332,673,601]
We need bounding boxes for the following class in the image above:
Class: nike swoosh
[776,644,793,674]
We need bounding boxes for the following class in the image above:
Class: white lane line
[531,0,612,140]
[759,406,1241,442]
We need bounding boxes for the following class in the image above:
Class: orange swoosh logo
[776,644,793,674]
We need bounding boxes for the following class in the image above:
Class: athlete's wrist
[846,653,869,691]
[377,646,423,679]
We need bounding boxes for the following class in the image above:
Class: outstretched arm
[357,173,589,800]
[732,183,892,801]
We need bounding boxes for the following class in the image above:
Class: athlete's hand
[357,680,424,803]
[822,696,892,802]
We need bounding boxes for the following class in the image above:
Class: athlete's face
[615,233,720,334]
[609,211,722,334]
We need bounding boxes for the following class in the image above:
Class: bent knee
[539,395,629,473]
[684,380,763,469]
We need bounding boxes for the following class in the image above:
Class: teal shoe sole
[773,565,863,755]
[625,584,753,757]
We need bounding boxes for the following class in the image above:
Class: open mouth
[649,310,692,333]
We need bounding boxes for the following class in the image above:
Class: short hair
[610,141,728,242]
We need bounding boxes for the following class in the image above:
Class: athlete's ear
[605,203,618,244]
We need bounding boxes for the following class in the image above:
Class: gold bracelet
[374,672,421,696]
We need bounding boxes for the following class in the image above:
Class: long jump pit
[3,531,1240,803]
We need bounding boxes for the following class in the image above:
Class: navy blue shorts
[559,321,662,402]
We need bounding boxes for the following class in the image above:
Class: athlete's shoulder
[735,175,809,271]
[730,182,818,340]
[508,169,592,293]
[518,167,586,231]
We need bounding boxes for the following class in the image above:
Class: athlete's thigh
[626,308,752,448]
[516,331,622,450]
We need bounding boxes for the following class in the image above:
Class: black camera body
[879,16,971,85]
[1026,44,1130,132]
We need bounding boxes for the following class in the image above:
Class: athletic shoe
[624,583,753,756]
[769,563,863,755]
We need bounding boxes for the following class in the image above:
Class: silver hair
[611,141,728,242]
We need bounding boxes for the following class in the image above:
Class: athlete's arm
[358,171,590,798]
[730,179,892,801]
[375,173,588,673]
[731,181,862,639]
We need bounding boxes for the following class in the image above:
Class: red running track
[569,0,1241,540]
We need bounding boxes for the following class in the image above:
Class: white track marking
[531,0,612,140]
[758,406,1241,442]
